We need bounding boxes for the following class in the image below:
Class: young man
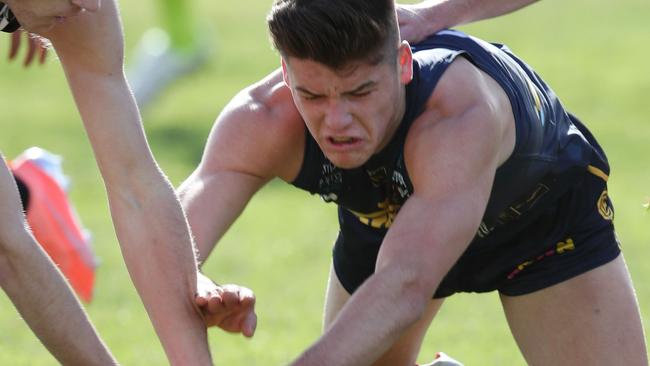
[181,0,647,365]
[2,0,213,364]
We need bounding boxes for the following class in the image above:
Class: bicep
[376,59,510,292]
[178,167,267,264]
[178,89,302,262]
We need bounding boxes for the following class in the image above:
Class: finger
[196,287,222,304]
[38,45,47,64]
[9,32,21,61]
[237,286,256,303]
[195,295,208,307]
[206,295,225,315]
[242,311,257,338]
[23,38,37,67]
[221,289,240,308]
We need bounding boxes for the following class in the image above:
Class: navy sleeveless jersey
[290,29,607,244]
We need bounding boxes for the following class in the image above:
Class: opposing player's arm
[292,57,515,365]
[43,3,212,365]
[179,69,304,264]
[397,0,540,43]
[0,159,117,365]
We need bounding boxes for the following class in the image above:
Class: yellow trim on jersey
[587,165,609,182]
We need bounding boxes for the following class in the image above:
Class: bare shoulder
[202,69,305,181]
[404,56,515,193]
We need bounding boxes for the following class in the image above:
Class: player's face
[282,43,413,169]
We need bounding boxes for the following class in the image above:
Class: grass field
[0,0,649,364]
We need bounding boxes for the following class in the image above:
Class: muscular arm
[178,70,304,335]
[0,159,116,365]
[397,0,539,43]
[179,69,304,264]
[42,2,211,364]
[292,58,515,365]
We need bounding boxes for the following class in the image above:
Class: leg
[501,255,648,365]
[324,265,444,366]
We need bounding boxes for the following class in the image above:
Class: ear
[281,58,291,87]
[397,41,413,85]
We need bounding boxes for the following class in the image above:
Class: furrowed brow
[295,86,322,97]
[345,81,376,94]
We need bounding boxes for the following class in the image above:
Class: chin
[326,153,368,170]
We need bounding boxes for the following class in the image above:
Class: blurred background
[0,0,648,364]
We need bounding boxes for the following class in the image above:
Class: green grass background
[0,0,648,364]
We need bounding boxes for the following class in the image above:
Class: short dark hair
[267,0,399,69]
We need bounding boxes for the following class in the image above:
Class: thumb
[71,0,101,12]
[242,311,257,338]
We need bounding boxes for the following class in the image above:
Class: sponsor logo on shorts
[507,237,575,280]
[597,189,614,221]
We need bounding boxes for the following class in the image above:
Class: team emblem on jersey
[350,199,401,229]
[597,189,614,221]
[318,162,342,203]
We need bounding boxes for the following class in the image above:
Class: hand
[4,0,100,34]
[195,273,257,337]
[397,3,438,44]
[8,29,47,66]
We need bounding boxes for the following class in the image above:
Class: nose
[323,98,353,131]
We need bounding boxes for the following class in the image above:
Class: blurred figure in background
[127,0,210,108]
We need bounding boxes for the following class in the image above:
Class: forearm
[292,266,430,366]
[53,51,211,365]
[108,175,212,365]
[0,162,115,365]
[418,0,538,29]
[1,233,117,365]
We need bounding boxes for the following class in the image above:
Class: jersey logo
[349,199,401,229]
[318,162,342,203]
[597,189,614,221]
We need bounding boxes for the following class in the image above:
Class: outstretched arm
[179,69,305,336]
[41,2,211,364]
[292,58,515,365]
[0,159,117,365]
[397,0,539,43]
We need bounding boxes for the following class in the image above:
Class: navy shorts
[332,167,621,298]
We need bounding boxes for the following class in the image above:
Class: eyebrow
[295,81,377,97]
[345,81,376,95]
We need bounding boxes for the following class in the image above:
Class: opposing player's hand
[8,30,47,66]
[396,3,431,44]
[5,0,100,34]
[396,3,437,44]
[195,273,257,337]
